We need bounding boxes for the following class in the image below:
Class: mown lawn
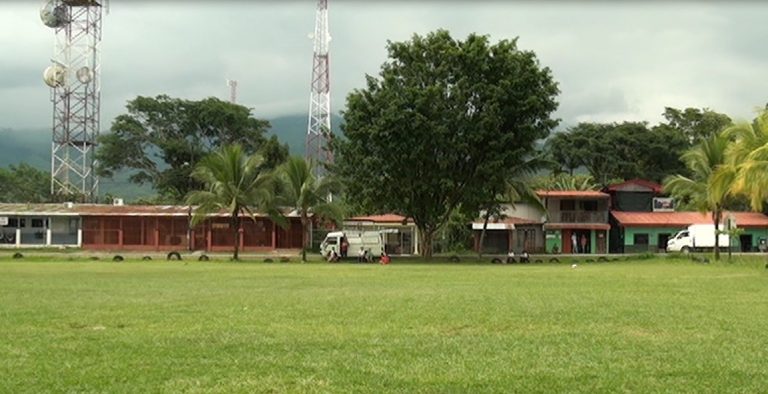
[1,256,767,392]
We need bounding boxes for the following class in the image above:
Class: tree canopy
[334,30,560,258]
[96,95,288,202]
[0,163,51,203]
[546,121,689,185]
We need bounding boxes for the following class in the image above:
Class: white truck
[320,230,387,259]
[666,224,731,253]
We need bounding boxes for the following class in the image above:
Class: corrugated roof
[537,190,609,199]
[0,203,299,217]
[611,211,768,228]
[606,179,663,193]
[347,214,411,223]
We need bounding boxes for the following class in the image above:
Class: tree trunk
[232,213,241,261]
[300,214,308,262]
[477,210,491,260]
[713,210,721,261]
[418,226,434,259]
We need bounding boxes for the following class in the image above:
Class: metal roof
[537,190,610,199]
[0,203,300,218]
[611,211,768,228]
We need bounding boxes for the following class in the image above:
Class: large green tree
[335,30,559,258]
[0,163,51,203]
[276,156,344,262]
[663,133,734,260]
[97,95,288,202]
[659,107,732,144]
[546,121,688,185]
[186,145,282,261]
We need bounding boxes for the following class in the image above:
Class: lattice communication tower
[306,0,332,178]
[41,0,105,201]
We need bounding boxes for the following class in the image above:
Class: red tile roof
[611,211,768,228]
[606,179,663,193]
[346,214,412,224]
[537,190,609,199]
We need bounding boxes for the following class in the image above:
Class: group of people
[327,245,390,265]
[571,232,590,254]
[506,250,530,264]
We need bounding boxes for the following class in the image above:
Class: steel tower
[41,0,104,201]
[306,0,332,178]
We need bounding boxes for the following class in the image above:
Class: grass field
[1,256,767,392]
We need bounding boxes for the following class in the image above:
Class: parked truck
[320,230,387,259]
[666,224,731,253]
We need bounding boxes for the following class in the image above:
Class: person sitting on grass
[327,248,340,263]
[380,251,391,265]
[520,250,530,263]
[506,250,516,264]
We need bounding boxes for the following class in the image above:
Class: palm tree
[477,157,547,258]
[276,156,344,262]
[663,133,734,260]
[722,110,768,211]
[186,144,281,261]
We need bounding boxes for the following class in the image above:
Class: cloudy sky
[1,1,766,132]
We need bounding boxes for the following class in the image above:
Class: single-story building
[0,203,304,252]
[611,211,768,252]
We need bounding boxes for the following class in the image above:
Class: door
[562,229,573,254]
[739,234,753,252]
[596,230,607,254]
[658,233,670,252]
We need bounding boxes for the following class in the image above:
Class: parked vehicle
[667,224,730,253]
[320,231,386,259]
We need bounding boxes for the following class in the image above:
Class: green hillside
[0,113,343,201]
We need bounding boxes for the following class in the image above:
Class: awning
[472,223,515,230]
[543,223,610,230]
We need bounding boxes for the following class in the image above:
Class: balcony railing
[551,211,607,223]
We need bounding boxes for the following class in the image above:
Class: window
[581,200,598,211]
[560,200,575,211]
[19,218,25,228]
[634,233,649,245]
[31,219,45,228]
[5,218,17,228]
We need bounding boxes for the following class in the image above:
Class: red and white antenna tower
[41,0,106,202]
[306,0,332,178]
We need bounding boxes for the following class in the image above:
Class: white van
[320,231,386,258]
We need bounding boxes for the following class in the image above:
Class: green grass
[1,256,767,392]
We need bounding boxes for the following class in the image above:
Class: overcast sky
[1,1,766,131]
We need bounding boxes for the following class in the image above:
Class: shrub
[491,257,502,264]
[112,255,124,262]
[263,258,274,263]
[198,255,210,261]
[142,256,152,261]
[448,255,460,263]
[12,252,23,259]
[279,257,290,263]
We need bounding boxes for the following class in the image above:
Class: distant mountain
[267,113,344,157]
[0,113,344,200]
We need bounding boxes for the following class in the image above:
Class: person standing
[580,233,588,254]
[340,237,349,259]
[571,232,579,254]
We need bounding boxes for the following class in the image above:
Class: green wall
[545,230,561,254]
[624,226,768,252]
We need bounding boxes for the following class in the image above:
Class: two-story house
[538,190,610,254]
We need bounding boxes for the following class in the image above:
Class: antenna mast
[41,0,105,202]
[227,79,238,104]
[306,0,332,178]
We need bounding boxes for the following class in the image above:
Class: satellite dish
[43,64,66,88]
[40,1,68,28]
[76,66,93,83]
